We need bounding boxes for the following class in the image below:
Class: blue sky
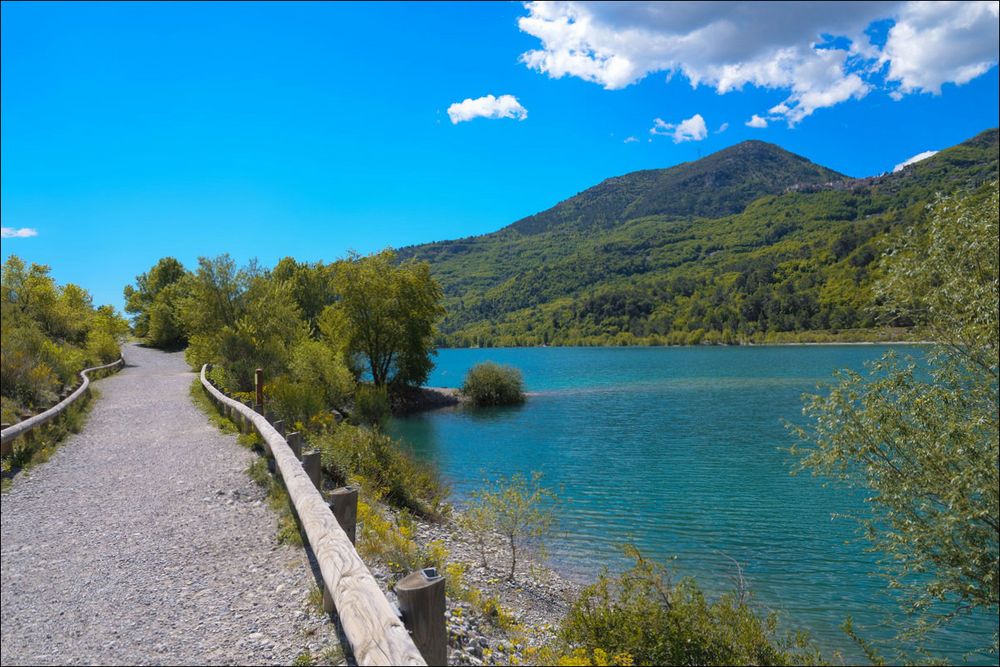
[2,1,998,310]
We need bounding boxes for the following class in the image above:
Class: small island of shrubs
[460,361,525,407]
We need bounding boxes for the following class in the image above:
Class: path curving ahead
[1,344,343,666]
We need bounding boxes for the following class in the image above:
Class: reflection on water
[388,345,994,664]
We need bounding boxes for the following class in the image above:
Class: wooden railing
[0,357,125,458]
[199,365,428,667]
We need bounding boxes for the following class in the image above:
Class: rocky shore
[368,508,583,666]
[390,385,463,416]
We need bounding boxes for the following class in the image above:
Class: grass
[1,388,98,492]
[192,377,307,548]
[187,379,239,434]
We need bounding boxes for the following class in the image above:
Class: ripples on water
[388,346,995,664]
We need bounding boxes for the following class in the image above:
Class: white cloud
[746,114,768,128]
[517,2,999,125]
[893,149,938,172]
[1,227,38,238]
[650,113,708,143]
[623,135,639,143]
[882,1,999,95]
[716,122,729,133]
[447,94,528,124]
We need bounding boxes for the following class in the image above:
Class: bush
[353,384,390,428]
[269,376,326,427]
[314,422,446,516]
[546,545,823,666]
[460,362,525,406]
[466,471,557,582]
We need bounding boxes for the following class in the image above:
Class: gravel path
[1,344,344,666]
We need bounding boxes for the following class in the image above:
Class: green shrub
[85,330,120,364]
[314,422,446,516]
[460,362,525,407]
[269,376,325,426]
[353,384,390,428]
[547,545,823,666]
[288,339,354,409]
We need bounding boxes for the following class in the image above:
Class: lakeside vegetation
[400,129,998,348]
[461,362,526,407]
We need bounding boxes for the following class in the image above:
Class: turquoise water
[388,346,997,663]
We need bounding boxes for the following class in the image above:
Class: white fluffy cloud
[517,1,999,125]
[893,149,939,172]
[447,94,528,124]
[745,114,768,128]
[623,135,639,143]
[716,122,729,133]
[650,113,708,143]
[1,227,38,238]
[883,1,1000,95]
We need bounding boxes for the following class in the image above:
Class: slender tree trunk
[477,535,488,569]
[508,534,517,582]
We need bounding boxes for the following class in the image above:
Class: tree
[468,471,557,582]
[324,249,444,389]
[792,184,999,657]
[123,256,188,342]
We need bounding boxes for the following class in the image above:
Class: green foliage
[187,379,238,434]
[398,129,998,347]
[456,504,495,568]
[324,249,444,388]
[2,255,125,421]
[355,487,446,577]
[314,422,446,516]
[461,362,525,406]
[468,471,557,582]
[353,384,390,428]
[793,184,999,657]
[180,256,310,389]
[288,339,354,409]
[123,256,189,346]
[548,546,823,666]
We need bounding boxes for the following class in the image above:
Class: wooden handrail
[1,357,125,453]
[199,365,426,667]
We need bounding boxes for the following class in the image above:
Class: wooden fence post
[323,486,360,615]
[329,486,359,544]
[273,419,285,438]
[287,431,302,460]
[242,400,254,432]
[255,368,264,412]
[396,568,447,666]
[302,450,322,491]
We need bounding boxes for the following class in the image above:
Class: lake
[387,345,996,663]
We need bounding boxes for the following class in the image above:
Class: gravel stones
[1,344,343,666]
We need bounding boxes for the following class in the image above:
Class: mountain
[508,140,845,236]
[399,129,998,347]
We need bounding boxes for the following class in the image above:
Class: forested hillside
[400,129,999,346]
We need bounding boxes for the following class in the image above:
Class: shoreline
[368,506,582,666]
